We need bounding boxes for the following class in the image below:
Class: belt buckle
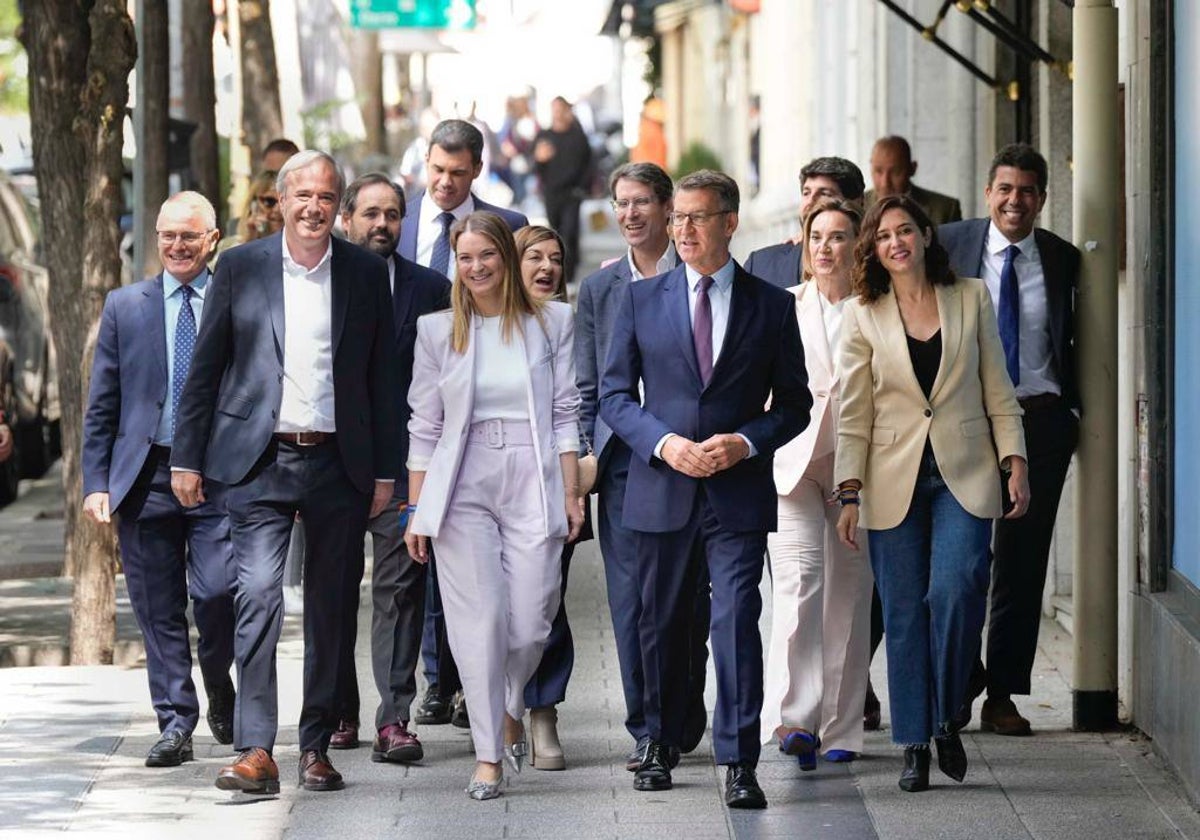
[486,419,503,448]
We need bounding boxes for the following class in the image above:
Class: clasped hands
[660,433,748,478]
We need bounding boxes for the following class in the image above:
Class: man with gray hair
[83,191,237,769]
[172,150,400,794]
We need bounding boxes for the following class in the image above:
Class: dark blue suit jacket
[171,233,400,495]
[83,274,175,510]
[599,263,811,533]
[938,218,1081,412]
[575,256,635,475]
[743,242,802,291]
[390,253,451,494]
[397,192,528,261]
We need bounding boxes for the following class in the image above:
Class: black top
[906,329,942,400]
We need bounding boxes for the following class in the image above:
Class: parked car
[0,169,61,504]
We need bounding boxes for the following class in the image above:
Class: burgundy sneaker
[371,721,424,763]
[329,719,360,750]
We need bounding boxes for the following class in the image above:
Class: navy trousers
[116,445,236,736]
[635,486,759,765]
[224,439,369,753]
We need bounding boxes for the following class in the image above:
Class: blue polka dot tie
[429,211,455,277]
[172,284,196,439]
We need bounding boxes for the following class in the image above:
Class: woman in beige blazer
[834,195,1029,793]
[404,212,584,800]
[761,199,873,768]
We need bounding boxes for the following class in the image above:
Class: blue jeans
[868,451,991,745]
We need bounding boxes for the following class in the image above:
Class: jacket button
[924,408,932,418]
[271,411,276,419]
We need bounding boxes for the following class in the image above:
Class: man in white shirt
[171,151,400,795]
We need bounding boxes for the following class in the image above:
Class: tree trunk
[136,0,169,278]
[238,0,284,158]
[353,29,384,157]
[181,0,221,224]
[20,0,136,665]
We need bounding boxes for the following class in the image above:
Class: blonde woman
[761,199,873,769]
[404,212,584,800]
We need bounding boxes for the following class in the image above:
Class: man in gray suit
[576,162,708,771]
[863,135,963,226]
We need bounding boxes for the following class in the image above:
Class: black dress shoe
[626,735,681,772]
[414,685,452,726]
[146,730,194,767]
[206,680,236,745]
[724,763,767,810]
[898,746,930,792]
[680,694,707,753]
[934,731,968,782]
[633,741,673,791]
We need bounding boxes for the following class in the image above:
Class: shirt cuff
[374,478,395,485]
[169,467,200,474]
[556,434,580,454]
[737,434,757,459]
[406,456,430,473]
[652,433,676,460]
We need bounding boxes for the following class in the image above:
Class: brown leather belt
[273,431,334,446]
[1018,393,1063,413]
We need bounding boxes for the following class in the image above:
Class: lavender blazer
[407,301,580,539]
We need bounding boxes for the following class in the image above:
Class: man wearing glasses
[600,170,810,809]
[82,192,237,769]
[576,163,710,774]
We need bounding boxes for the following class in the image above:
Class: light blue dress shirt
[154,271,209,446]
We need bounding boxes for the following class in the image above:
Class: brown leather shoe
[980,697,1033,736]
[299,750,345,791]
[215,747,280,794]
[371,721,424,763]
[329,719,359,750]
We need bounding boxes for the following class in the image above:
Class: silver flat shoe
[465,773,503,801]
[503,739,527,774]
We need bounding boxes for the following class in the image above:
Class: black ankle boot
[934,731,968,782]
[899,746,930,792]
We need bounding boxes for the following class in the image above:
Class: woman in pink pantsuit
[404,211,584,800]
[761,199,874,766]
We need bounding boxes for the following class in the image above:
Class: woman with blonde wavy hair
[404,211,584,800]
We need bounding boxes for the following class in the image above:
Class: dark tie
[429,211,455,277]
[998,244,1020,386]
[172,284,196,438]
[693,275,714,386]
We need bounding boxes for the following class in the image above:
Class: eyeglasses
[256,196,279,209]
[668,210,731,227]
[611,197,658,212]
[156,231,209,245]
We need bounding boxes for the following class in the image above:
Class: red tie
[694,275,714,385]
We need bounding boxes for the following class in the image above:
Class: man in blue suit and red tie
[82,191,237,768]
[601,170,811,809]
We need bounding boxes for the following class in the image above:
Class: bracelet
[836,488,861,507]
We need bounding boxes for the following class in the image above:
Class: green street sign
[350,0,477,29]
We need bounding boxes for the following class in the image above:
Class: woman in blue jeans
[833,195,1030,792]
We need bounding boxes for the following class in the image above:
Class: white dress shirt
[278,238,336,432]
[416,192,475,282]
[627,240,677,282]
[980,222,1059,399]
[818,288,846,352]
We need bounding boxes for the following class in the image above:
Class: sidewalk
[1,489,1198,838]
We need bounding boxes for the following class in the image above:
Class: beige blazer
[407,301,580,540]
[774,281,840,495]
[834,276,1025,530]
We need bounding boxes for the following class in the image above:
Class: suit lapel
[331,239,349,356]
[261,236,285,364]
[796,282,833,382]
[929,282,962,402]
[143,275,168,386]
[1035,229,1068,364]
[708,266,753,389]
[663,267,702,386]
[874,290,927,400]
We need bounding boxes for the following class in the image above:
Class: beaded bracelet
[836,488,861,507]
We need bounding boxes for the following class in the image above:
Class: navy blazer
[743,242,802,291]
[390,253,451,492]
[397,192,529,261]
[171,233,400,495]
[599,263,811,533]
[938,218,1081,412]
[575,256,635,473]
[83,274,175,510]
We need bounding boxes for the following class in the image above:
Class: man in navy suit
[939,143,1080,737]
[577,162,709,771]
[744,156,864,290]
[82,191,236,768]
[601,170,810,809]
[171,151,400,795]
[326,173,450,763]
[397,118,527,726]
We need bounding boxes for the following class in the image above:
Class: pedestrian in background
[834,195,1028,793]
[533,97,591,284]
[404,211,583,800]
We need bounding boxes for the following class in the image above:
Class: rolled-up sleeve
[550,304,581,453]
